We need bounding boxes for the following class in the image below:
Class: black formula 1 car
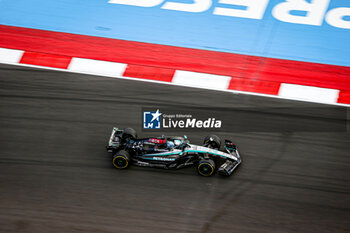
[106,127,241,176]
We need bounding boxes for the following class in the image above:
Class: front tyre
[197,158,215,177]
[112,150,131,169]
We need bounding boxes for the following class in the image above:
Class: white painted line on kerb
[0,48,24,64]
[68,58,127,77]
[278,83,340,104]
[172,70,231,90]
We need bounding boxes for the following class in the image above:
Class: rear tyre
[123,128,137,140]
[197,158,215,177]
[203,135,221,149]
[112,150,131,169]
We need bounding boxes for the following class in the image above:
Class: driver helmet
[167,141,175,148]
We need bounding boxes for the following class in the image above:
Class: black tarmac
[0,64,349,233]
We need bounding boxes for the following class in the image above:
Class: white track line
[279,83,340,104]
[68,58,127,77]
[0,48,24,64]
[172,70,231,91]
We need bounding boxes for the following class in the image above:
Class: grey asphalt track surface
[0,64,349,233]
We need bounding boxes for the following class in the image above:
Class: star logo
[143,109,162,129]
[150,109,162,122]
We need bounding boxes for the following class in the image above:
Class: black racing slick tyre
[112,150,131,169]
[197,158,215,177]
[123,128,137,140]
[203,135,221,149]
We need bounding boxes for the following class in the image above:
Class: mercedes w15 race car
[106,127,241,177]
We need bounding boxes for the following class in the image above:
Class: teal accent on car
[142,151,182,157]
[185,150,228,159]
[143,157,176,161]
